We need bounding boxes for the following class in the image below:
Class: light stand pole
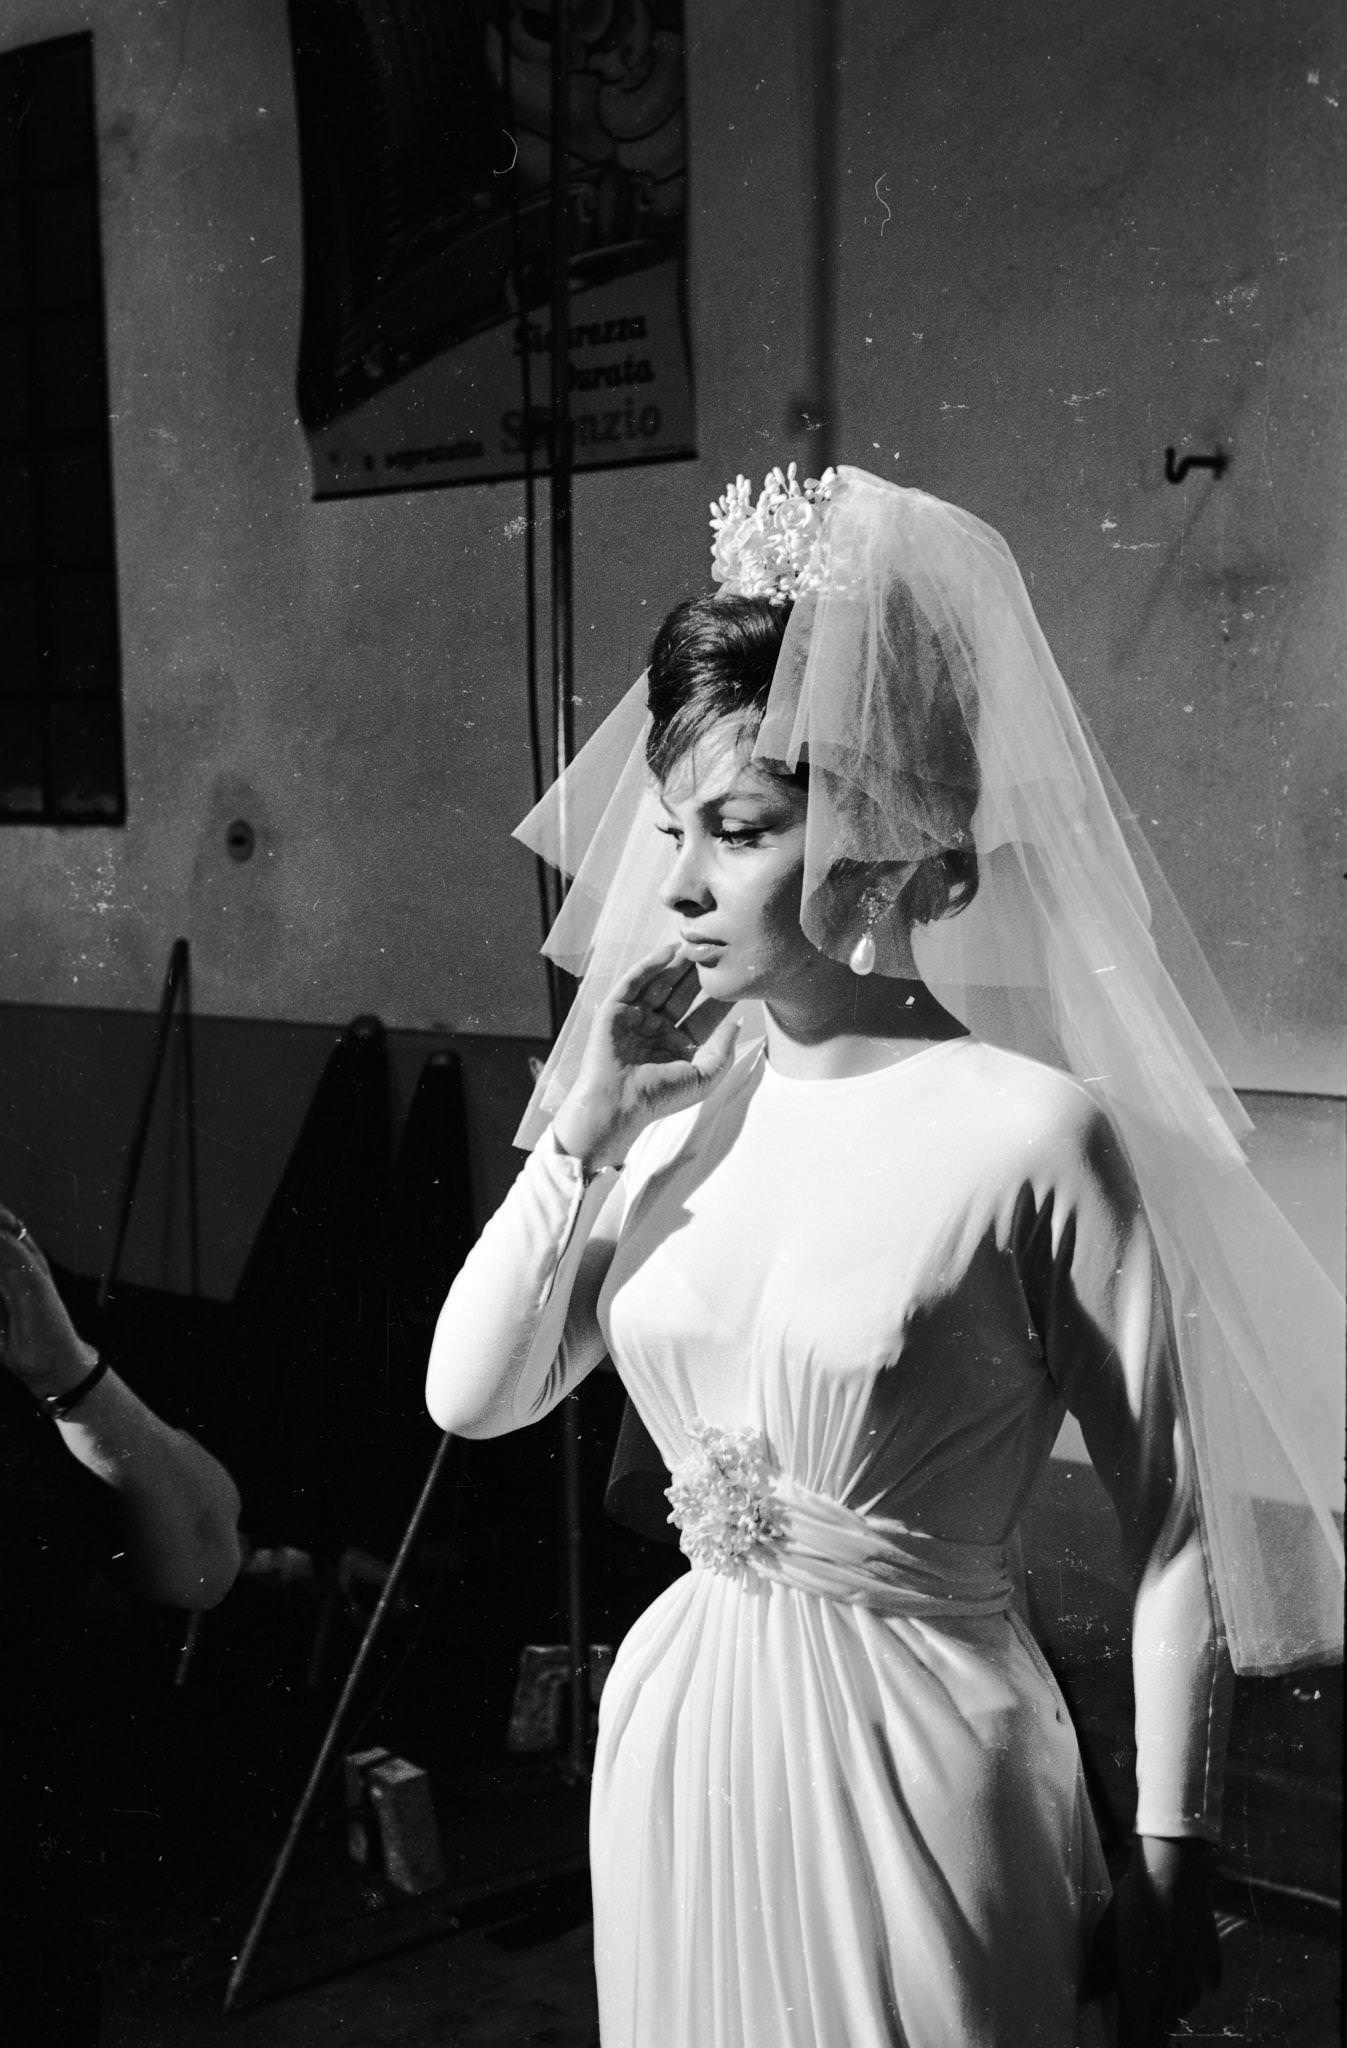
[223,1435,457,2013]
[545,0,590,1792]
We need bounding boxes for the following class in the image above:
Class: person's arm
[1023,1103,1231,2047]
[427,945,739,1437]
[426,1125,627,1436]
[0,1214,242,1610]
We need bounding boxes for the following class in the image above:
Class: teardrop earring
[848,888,886,976]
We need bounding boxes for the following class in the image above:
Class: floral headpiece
[709,462,837,604]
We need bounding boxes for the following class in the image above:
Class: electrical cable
[498,0,560,980]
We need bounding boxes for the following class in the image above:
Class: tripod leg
[222,1429,456,2013]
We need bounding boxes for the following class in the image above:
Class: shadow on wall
[0,1003,549,1301]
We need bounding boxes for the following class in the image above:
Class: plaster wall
[0,0,1341,1094]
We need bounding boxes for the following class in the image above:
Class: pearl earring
[849,888,886,976]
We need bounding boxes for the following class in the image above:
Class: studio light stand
[224,6,587,2011]
[542,0,591,1798]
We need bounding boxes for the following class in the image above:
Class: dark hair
[644,591,977,925]
[645,593,792,785]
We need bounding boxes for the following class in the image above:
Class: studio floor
[91,1753,1340,2048]
[97,1756,600,2047]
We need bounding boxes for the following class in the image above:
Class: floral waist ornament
[665,1419,787,1575]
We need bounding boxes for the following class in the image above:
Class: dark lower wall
[0,1000,548,1301]
[0,999,1340,1307]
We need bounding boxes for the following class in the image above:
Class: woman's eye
[655,820,760,849]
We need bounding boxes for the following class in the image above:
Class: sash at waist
[762,1475,1011,1617]
[665,1419,1011,1620]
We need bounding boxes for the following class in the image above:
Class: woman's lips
[679,936,726,963]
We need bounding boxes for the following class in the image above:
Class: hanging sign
[288,0,695,499]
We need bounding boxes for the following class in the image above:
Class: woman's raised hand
[552,944,740,1171]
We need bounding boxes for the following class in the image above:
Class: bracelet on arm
[42,1354,110,1419]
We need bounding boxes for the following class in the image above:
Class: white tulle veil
[512,464,1344,1677]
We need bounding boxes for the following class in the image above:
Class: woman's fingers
[658,962,705,1021]
[609,944,680,1008]
[607,957,705,1056]
[691,1011,741,1085]
[638,958,702,1023]
[680,996,736,1049]
[608,948,713,1026]
[559,958,741,1164]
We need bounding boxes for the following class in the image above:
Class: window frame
[0,29,126,827]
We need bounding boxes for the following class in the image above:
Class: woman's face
[655,720,825,1005]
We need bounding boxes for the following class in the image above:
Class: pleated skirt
[590,1569,1111,2048]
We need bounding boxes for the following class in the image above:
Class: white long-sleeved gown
[431,1039,1229,2048]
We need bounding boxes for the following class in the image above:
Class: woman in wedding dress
[426,466,1342,2048]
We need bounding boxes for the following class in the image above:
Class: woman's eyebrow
[702,785,776,814]
[657,781,781,821]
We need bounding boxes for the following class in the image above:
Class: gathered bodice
[598,1041,1071,1549]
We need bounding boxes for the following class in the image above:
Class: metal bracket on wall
[1165,446,1228,483]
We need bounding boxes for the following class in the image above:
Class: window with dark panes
[0,33,124,824]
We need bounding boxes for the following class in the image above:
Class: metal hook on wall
[1165,446,1228,484]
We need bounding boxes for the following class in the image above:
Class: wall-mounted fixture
[1165,446,1228,484]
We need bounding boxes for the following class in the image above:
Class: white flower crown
[709,462,837,604]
